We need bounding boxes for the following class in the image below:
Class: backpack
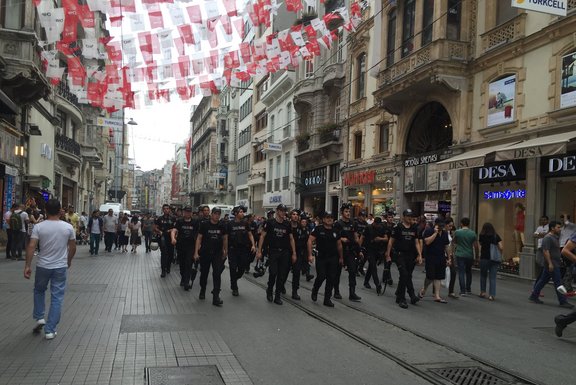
[10,211,22,231]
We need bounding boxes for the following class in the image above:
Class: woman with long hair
[119,214,130,253]
[129,215,142,253]
[479,222,503,301]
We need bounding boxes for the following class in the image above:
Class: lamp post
[118,114,137,205]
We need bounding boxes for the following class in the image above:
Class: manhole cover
[429,367,506,385]
[146,365,224,385]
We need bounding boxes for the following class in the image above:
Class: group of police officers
[152,202,423,309]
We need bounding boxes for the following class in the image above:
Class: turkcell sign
[96,117,123,129]
[511,0,567,16]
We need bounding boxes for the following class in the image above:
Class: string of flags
[34,0,363,111]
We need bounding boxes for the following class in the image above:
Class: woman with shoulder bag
[129,215,142,253]
[479,222,503,301]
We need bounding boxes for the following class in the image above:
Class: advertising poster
[561,51,576,108]
[415,165,426,192]
[404,167,414,193]
[439,170,452,191]
[487,74,516,127]
[427,168,438,191]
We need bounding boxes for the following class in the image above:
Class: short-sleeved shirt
[454,228,477,259]
[542,233,562,267]
[334,219,357,250]
[155,215,176,237]
[198,220,227,255]
[292,225,309,251]
[479,234,502,260]
[16,210,29,232]
[103,215,118,233]
[174,218,198,247]
[227,220,252,250]
[142,218,155,232]
[263,219,292,250]
[32,220,75,269]
[364,224,388,252]
[66,213,79,232]
[311,225,340,258]
[391,223,419,254]
[422,227,450,260]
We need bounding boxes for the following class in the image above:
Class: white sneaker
[557,285,568,295]
[33,319,45,334]
[45,332,57,340]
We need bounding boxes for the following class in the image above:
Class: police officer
[355,211,369,276]
[154,204,176,278]
[171,206,199,291]
[198,205,211,222]
[290,209,309,300]
[227,206,256,296]
[308,211,343,307]
[385,209,423,309]
[300,214,315,282]
[256,204,297,305]
[194,207,228,306]
[334,203,362,302]
[381,211,395,286]
[362,217,385,294]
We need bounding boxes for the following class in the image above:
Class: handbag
[489,242,502,262]
[138,227,143,237]
[124,226,131,237]
[441,266,450,288]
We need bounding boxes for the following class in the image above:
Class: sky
[127,101,191,171]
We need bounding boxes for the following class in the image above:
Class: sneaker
[559,302,575,309]
[529,297,544,304]
[45,332,57,340]
[557,285,568,295]
[33,319,46,334]
[333,292,343,300]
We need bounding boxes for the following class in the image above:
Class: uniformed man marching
[362,216,386,294]
[289,209,310,300]
[256,204,297,305]
[154,204,176,278]
[385,209,423,309]
[333,203,362,302]
[308,211,343,307]
[194,207,228,307]
[171,206,199,291]
[227,206,256,296]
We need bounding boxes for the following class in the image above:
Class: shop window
[401,0,415,58]
[386,9,397,67]
[354,132,362,159]
[496,2,517,26]
[447,0,461,40]
[378,123,389,153]
[421,0,434,46]
[356,53,366,99]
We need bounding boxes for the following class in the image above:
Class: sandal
[434,298,448,304]
[418,289,425,299]
[479,292,487,299]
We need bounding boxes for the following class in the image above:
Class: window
[496,2,517,26]
[2,0,24,29]
[354,132,362,159]
[268,159,274,181]
[256,77,268,100]
[329,163,340,183]
[255,112,267,132]
[254,144,265,162]
[421,0,434,46]
[285,104,292,138]
[401,0,415,58]
[447,0,461,40]
[336,30,344,63]
[284,152,290,177]
[240,79,252,95]
[240,96,253,121]
[386,9,397,67]
[275,156,281,191]
[238,155,251,174]
[270,115,275,137]
[356,53,366,99]
[239,125,252,147]
[305,59,314,78]
[378,123,389,153]
[57,110,67,135]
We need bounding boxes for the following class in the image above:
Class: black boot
[311,288,318,302]
[212,291,223,307]
[274,294,283,305]
[199,288,206,300]
[161,269,166,278]
[306,274,314,282]
[333,290,342,300]
[292,290,301,300]
[266,287,273,302]
[349,288,361,302]
[323,298,335,307]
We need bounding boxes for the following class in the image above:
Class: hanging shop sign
[473,160,526,183]
[541,152,576,177]
[512,0,567,17]
[404,150,451,167]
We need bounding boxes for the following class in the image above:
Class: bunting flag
[33,0,363,108]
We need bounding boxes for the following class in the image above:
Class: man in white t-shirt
[3,205,14,259]
[102,209,118,252]
[24,199,76,340]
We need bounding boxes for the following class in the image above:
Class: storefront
[263,191,294,210]
[474,159,526,274]
[343,168,395,216]
[299,167,326,217]
[542,151,576,221]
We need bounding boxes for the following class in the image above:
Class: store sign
[512,0,567,17]
[438,201,451,213]
[473,160,526,183]
[541,152,576,177]
[263,142,282,152]
[483,189,527,200]
[301,168,326,187]
[269,195,282,203]
[424,201,438,212]
[343,170,375,186]
[96,117,123,129]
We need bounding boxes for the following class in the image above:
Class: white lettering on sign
[548,155,576,172]
[478,163,517,180]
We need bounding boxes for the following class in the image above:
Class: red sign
[343,170,376,186]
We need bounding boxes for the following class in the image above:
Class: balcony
[349,98,366,118]
[55,133,81,165]
[480,14,526,54]
[322,61,345,94]
[293,76,324,109]
[56,82,80,108]
[295,127,342,165]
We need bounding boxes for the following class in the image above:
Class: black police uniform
[291,222,309,299]
[334,218,361,300]
[227,219,253,294]
[262,218,292,302]
[390,222,420,305]
[381,221,394,285]
[174,217,199,290]
[311,224,340,305]
[363,221,386,291]
[355,217,369,274]
[248,219,259,271]
[155,214,176,276]
[198,220,228,304]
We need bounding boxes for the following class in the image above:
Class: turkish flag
[62,14,78,43]
[177,24,195,45]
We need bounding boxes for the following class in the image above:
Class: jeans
[480,259,499,297]
[531,265,568,304]
[144,230,153,251]
[33,266,67,334]
[89,233,101,255]
[456,257,473,293]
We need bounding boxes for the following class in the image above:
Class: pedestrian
[87,210,103,255]
[171,206,199,291]
[419,218,450,303]
[154,204,176,277]
[129,215,142,253]
[478,222,503,301]
[530,221,574,309]
[299,215,315,282]
[453,217,479,296]
[354,210,369,277]
[362,217,385,294]
[10,204,28,260]
[381,211,395,287]
[3,204,14,259]
[119,214,129,253]
[227,206,255,297]
[385,209,422,309]
[65,206,79,243]
[289,209,309,300]
[333,203,362,302]
[23,199,76,340]
[102,209,118,253]
[444,218,458,299]
[309,211,343,307]
[559,213,576,295]
[25,207,38,249]
[142,213,155,252]
[555,233,576,336]
[256,204,297,305]
[533,215,549,280]
[194,207,228,306]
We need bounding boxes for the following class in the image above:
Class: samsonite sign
[542,152,576,177]
[511,0,567,17]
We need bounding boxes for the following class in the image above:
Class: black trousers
[199,253,225,293]
[267,249,290,295]
[10,231,23,259]
[313,256,338,299]
[395,252,417,301]
[229,248,251,290]
[291,248,307,292]
[364,250,381,287]
[144,231,153,251]
[556,311,576,327]
[104,231,115,251]
[177,244,196,286]
[159,236,174,272]
[5,229,12,258]
[334,249,357,293]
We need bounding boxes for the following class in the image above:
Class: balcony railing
[56,82,80,108]
[481,14,526,53]
[55,133,81,157]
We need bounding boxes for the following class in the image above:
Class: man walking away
[87,210,103,255]
[4,205,15,259]
[333,203,362,302]
[155,204,176,278]
[102,209,118,253]
[23,199,76,340]
[555,232,576,336]
[453,217,479,296]
[11,204,28,260]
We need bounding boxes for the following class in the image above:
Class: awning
[494,132,576,161]
[435,143,518,171]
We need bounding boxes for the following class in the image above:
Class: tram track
[243,273,542,385]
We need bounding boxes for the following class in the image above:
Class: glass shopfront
[343,168,395,217]
[542,152,576,222]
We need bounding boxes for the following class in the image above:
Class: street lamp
[119,115,137,205]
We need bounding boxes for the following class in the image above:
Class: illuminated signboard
[483,189,526,200]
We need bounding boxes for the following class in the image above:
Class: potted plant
[317,123,340,142]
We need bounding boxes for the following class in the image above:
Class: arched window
[405,102,452,155]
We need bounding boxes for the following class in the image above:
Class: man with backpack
[10,204,28,260]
